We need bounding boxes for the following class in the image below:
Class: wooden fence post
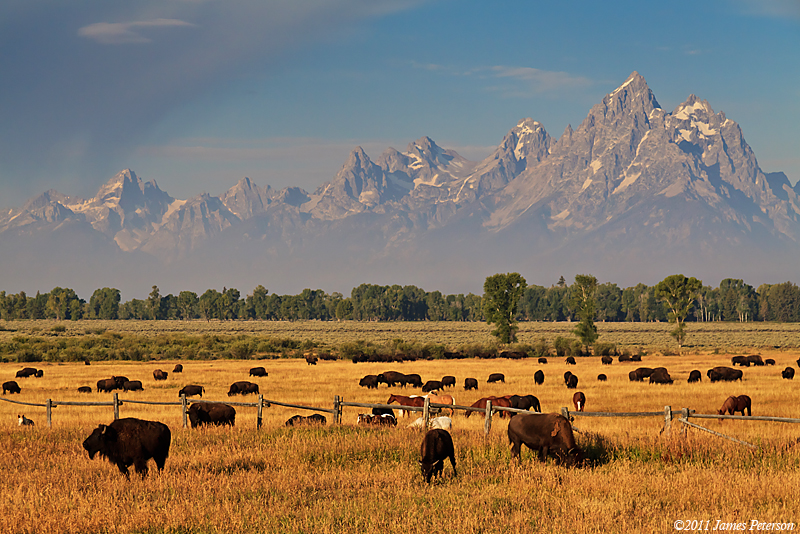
[181,394,188,428]
[423,397,431,429]
[333,396,341,425]
[680,408,689,436]
[46,399,52,428]
[561,406,570,420]
[484,400,493,435]
[257,395,264,429]
[661,405,672,436]
[113,393,120,420]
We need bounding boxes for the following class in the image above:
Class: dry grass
[1,337,800,533]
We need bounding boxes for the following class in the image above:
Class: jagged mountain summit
[2,72,798,297]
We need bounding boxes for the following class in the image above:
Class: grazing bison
[378,371,408,387]
[566,374,578,389]
[572,392,586,412]
[305,355,318,365]
[508,413,583,466]
[688,370,702,383]
[487,373,505,384]
[97,378,118,393]
[112,376,129,388]
[422,380,444,393]
[718,395,751,419]
[18,414,34,426]
[563,371,574,385]
[707,367,743,382]
[597,374,607,382]
[628,367,655,382]
[285,414,326,426]
[631,354,642,362]
[731,355,750,367]
[249,367,268,378]
[419,429,457,483]
[122,380,143,392]
[538,357,548,364]
[601,355,613,365]
[441,376,456,389]
[746,355,764,366]
[83,418,171,478]
[534,370,544,385]
[405,374,423,388]
[3,381,21,394]
[173,364,183,373]
[15,368,37,378]
[178,385,205,398]
[507,394,541,413]
[782,367,795,380]
[153,370,168,381]
[565,356,576,365]
[765,358,775,366]
[77,386,92,394]
[228,381,260,396]
[187,403,236,428]
[359,375,379,389]
[649,367,673,384]
[464,378,478,390]
[35,370,44,378]
[618,354,632,362]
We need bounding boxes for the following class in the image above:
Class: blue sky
[1,0,798,207]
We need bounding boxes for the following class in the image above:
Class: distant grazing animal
[249,367,268,377]
[597,374,607,382]
[3,381,21,394]
[731,355,750,367]
[173,364,183,373]
[563,371,574,385]
[419,429,457,483]
[601,355,613,365]
[178,385,205,398]
[534,370,544,385]
[538,357,548,364]
[15,368,37,378]
[572,392,586,412]
[83,418,171,478]
[765,359,775,366]
[428,394,455,417]
[187,403,236,428]
[566,374,578,389]
[782,367,795,380]
[464,378,478,390]
[305,354,318,365]
[35,370,43,378]
[405,374,423,388]
[152,370,168,381]
[77,386,92,394]
[378,371,408,387]
[228,381,260,396]
[112,376,129,388]
[649,367,673,384]
[285,413,326,426]
[507,413,583,466]
[359,375,379,389]
[387,394,425,416]
[97,378,119,393]
[618,354,632,362]
[565,356,576,365]
[746,355,764,366]
[18,414,34,426]
[422,380,444,393]
[628,367,655,382]
[465,396,512,418]
[487,373,505,383]
[631,354,642,362]
[506,394,541,413]
[441,376,456,389]
[688,370,702,383]
[718,395,752,419]
[84,359,91,366]
[122,380,143,392]
[707,367,743,382]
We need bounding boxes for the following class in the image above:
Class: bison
[597,374,607,382]
[153,369,168,381]
[601,355,613,365]
[419,429,457,483]
[378,371,407,387]
[507,413,583,466]
[3,381,21,394]
[122,380,143,392]
[618,354,632,362]
[534,370,544,385]
[765,358,776,366]
[178,385,205,398]
[228,381,260,396]
[305,355,318,365]
[487,373,505,384]
[566,374,578,389]
[572,392,586,412]
[649,367,673,384]
[707,367,743,382]
[405,374,423,388]
[112,376,129,388]
[688,370,702,383]
[83,418,171,478]
[538,357,548,364]
[464,378,478,390]
[718,395,751,418]
[77,386,92,394]
[441,376,456,389]
[187,402,236,428]
[565,356,576,365]
[422,380,443,393]
[507,394,541,413]
[249,367,268,378]
[15,368,38,378]
[359,375,379,389]
[746,355,764,366]
[96,378,118,393]
[173,364,183,373]
[782,367,795,380]
[628,367,654,382]
[731,355,750,367]
[563,371,574,385]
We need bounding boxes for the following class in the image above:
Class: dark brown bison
[422,380,443,393]
[782,367,795,380]
[178,385,205,398]
[566,374,578,389]
[487,373,505,383]
[249,367,268,377]
[359,375,379,389]
[464,378,478,390]
[441,376,456,389]
[378,371,407,387]
[3,381,21,394]
[419,429,457,483]
[534,370,544,385]
[538,357,548,364]
[563,371,573,385]
[597,374,607,382]
[35,370,43,378]
[508,413,583,466]
[601,355,613,365]
[405,374,423,388]
[187,402,236,428]
[628,367,654,382]
[77,386,92,394]
[15,368,37,378]
[718,395,751,419]
[731,355,750,367]
[122,380,143,392]
[618,354,632,362]
[83,418,171,478]
[507,394,541,413]
[305,355,318,365]
[649,367,673,384]
[97,378,118,393]
[285,413,327,426]
[572,392,586,412]
[707,367,743,382]
[765,358,776,366]
[688,370,702,383]
[228,381,259,396]
[746,355,764,366]
[173,364,183,373]
[153,370,168,381]
[112,376,129,388]
[565,356,576,365]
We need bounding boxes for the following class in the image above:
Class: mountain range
[2,72,799,298]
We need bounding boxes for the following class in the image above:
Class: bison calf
[83,418,171,478]
[419,429,457,483]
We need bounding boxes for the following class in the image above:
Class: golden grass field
[1,322,800,533]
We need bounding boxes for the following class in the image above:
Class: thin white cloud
[78,19,197,45]
[488,66,594,93]
[735,0,800,19]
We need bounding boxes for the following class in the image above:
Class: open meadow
[1,322,800,533]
